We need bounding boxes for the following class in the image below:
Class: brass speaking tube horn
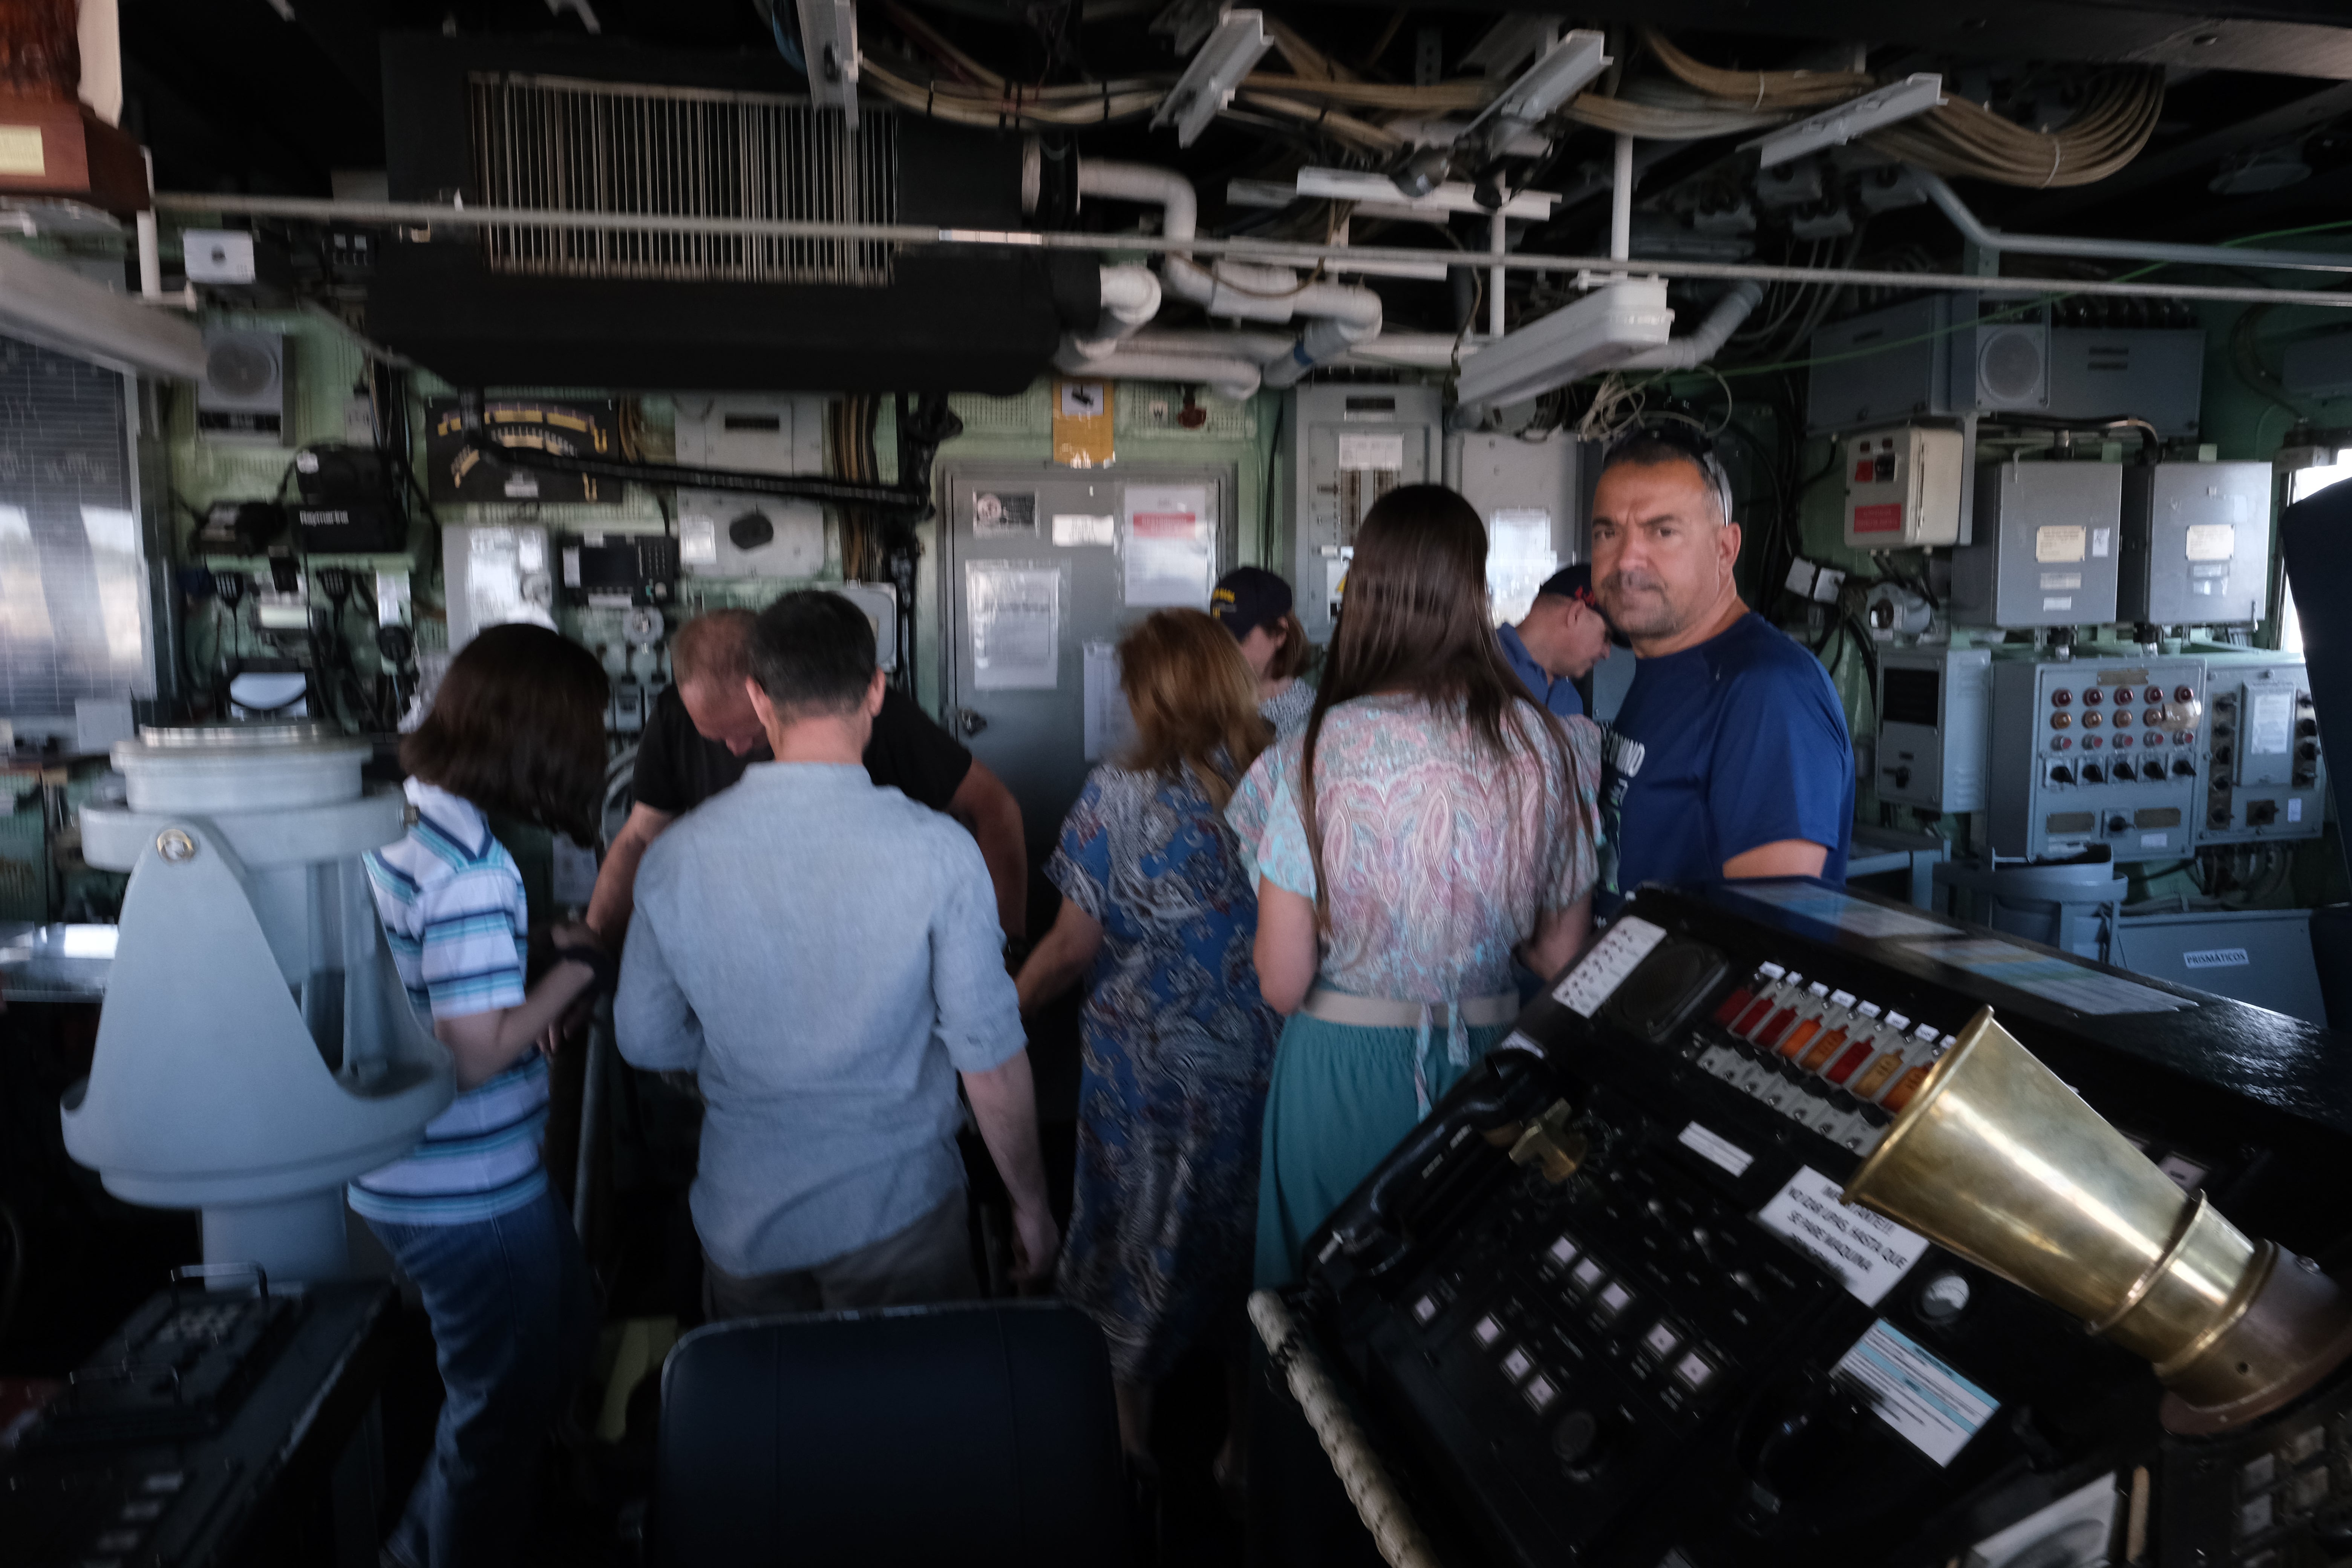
[1843,1008,2352,1434]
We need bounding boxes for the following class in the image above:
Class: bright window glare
[2280,453,2352,656]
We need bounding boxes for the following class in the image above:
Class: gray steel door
[942,461,1234,862]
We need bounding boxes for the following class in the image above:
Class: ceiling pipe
[151,192,2352,310]
[1070,262,1162,355]
[1052,338,1261,400]
[1916,169,2352,276]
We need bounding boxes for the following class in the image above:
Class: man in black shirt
[587,609,1027,945]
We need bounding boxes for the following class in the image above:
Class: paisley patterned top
[1227,694,1603,1002]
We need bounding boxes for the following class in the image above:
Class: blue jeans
[369,1187,597,1568]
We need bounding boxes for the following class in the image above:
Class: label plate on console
[1754,1166,1929,1307]
[1554,916,1669,1017]
[1834,1319,1998,1467]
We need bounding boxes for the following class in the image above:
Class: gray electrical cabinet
[2197,655,2326,845]
[1953,461,2124,628]
[2118,461,2274,627]
[1988,654,2208,862]
[1806,297,2203,437]
[1875,646,1991,812]
[1286,384,1443,644]
[2113,909,2324,1025]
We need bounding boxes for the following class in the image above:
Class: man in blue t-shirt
[1591,427,1854,917]
[1496,562,1614,718]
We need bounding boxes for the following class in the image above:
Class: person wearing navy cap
[1496,563,1614,719]
[1210,566,1317,735]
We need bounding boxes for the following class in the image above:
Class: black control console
[1297,880,2352,1568]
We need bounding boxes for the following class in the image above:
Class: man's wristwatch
[556,943,619,995]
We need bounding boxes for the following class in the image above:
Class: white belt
[1299,989,1519,1030]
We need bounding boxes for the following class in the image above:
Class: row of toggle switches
[1692,965,1957,1156]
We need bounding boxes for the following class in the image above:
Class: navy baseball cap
[1539,563,1598,608]
[1211,567,1294,637]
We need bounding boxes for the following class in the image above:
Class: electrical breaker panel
[1286,384,1442,644]
[1874,646,1991,812]
[1842,425,1965,549]
[1988,655,2207,862]
[1953,461,2124,628]
[2198,657,2324,845]
[2118,461,2274,628]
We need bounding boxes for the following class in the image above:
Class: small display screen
[1881,667,1941,728]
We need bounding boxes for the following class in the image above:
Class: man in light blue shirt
[1497,563,1614,719]
[616,590,1058,1319]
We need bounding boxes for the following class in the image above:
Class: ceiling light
[1744,74,1945,169]
[1153,8,1274,148]
[1455,277,1673,410]
[1452,30,1610,168]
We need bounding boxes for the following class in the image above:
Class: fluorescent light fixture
[0,242,205,380]
[1454,277,1673,410]
[1453,29,1609,165]
[1295,167,1558,220]
[796,0,861,127]
[1745,74,1945,169]
[1153,8,1274,148]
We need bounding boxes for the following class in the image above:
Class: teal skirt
[1253,1009,1515,1290]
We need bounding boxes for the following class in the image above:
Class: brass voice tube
[1842,1008,2352,1433]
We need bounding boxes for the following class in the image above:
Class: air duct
[368,35,1098,393]
[1617,280,1764,371]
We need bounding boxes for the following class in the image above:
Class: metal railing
[468,72,898,287]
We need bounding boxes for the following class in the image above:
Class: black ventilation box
[372,34,1096,394]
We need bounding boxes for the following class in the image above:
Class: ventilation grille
[468,73,898,287]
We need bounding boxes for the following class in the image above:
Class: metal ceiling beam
[1308,1,2352,82]
[152,191,2352,308]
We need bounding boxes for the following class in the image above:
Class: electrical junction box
[2118,462,2274,627]
[1987,654,2208,862]
[674,394,829,579]
[835,581,899,672]
[2197,656,2324,845]
[1286,383,1442,643]
[1952,461,2123,628]
[1875,645,1990,812]
[1842,426,1965,548]
[2112,909,2325,1025]
[1805,296,2203,437]
[1456,429,1582,626]
[562,533,678,609]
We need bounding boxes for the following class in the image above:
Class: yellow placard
[1052,378,1115,468]
[0,126,46,177]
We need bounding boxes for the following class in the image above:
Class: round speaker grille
[205,340,276,398]
[1979,329,2044,404]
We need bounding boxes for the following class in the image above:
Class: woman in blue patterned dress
[1014,608,1282,1476]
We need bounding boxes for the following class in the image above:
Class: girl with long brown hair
[354,623,611,1568]
[1015,608,1282,1487]
[1226,485,1603,1291]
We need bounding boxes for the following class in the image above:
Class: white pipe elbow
[1097,263,1162,337]
[1075,158,1199,240]
[1615,280,1763,372]
[1263,300,1386,390]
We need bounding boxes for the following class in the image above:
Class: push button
[1672,1351,1717,1395]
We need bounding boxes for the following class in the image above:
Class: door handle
[955,708,989,737]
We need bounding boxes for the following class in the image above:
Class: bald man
[1589,427,1854,917]
[588,609,1027,945]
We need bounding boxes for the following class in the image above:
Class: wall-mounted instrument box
[1952,461,2123,628]
[2118,461,2274,628]
[1286,384,1442,643]
[1874,645,1991,813]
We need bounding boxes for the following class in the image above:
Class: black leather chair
[653,1300,1131,1567]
